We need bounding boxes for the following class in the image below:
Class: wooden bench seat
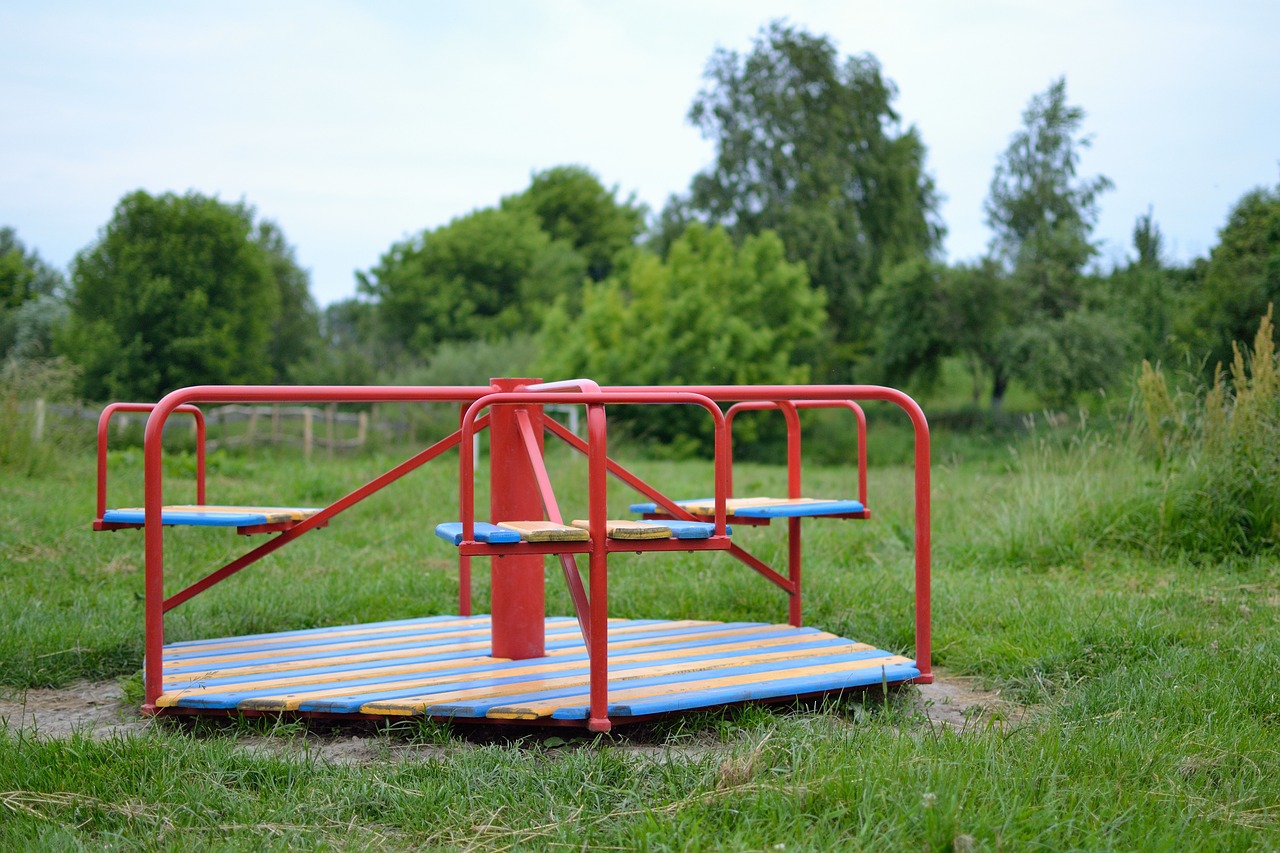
[629,497,866,519]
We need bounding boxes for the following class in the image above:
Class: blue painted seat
[630,497,865,518]
[433,522,523,545]
[102,506,319,527]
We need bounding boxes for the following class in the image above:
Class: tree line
[3,21,1278,426]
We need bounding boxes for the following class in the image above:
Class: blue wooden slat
[433,648,896,718]
[161,619,762,674]
[274,638,860,714]
[165,617,562,662]
[433,522,522,545]
[166,624,823,689]
[555,663,922,719]
[662,520,733,538]
[628,499,864,518]
[733,500,865,518]
[164,614,480,649]
[103,509,271,527]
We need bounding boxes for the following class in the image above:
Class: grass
[1,407,1279,849]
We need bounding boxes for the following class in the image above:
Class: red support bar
[542,418,703,525]
[515,408,593,651]
[140,385,496,708]
[607,384,930,683]
[162,418,485,613]
[727,543,796,592]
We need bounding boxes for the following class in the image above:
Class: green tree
[981,77,1120,409]
[0,228,67,361]
[872,258,1017,406]
[0,228,64,309]
[1187,183,1280,370]
[1105,209,1191,363]
[503,166,645,282]
[669,20,941,372]
[289,298,380,386]
[359,207,586,360]
[539,224,826,449]
[255,220,322,381]
[64,191,284,400]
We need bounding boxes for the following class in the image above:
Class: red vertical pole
[487,378,546,659]
[585,402,611,733]
[781,403,803,626]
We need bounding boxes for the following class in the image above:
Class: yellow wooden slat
[162,619,725,682]
[488,654,914,720]
[164,625,498,665]
[163,505,319,520]
[167,616,493,655]
[679,497,830,515]
[569,519,671,539]
[496,521,590,542]
[360,644,880,716]
[161,631,851,707]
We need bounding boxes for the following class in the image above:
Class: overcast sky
[3,1,1277,306]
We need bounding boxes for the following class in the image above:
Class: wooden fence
[24,400,582,459]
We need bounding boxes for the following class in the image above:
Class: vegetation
[61,191,318,400]
[1,22,1276,437]
[3,14,1280,850]
[539,224,826,448]
[1,340,1279,846]
[661,21,941,372]
[0,228,67,363]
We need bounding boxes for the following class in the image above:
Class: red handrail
[724,399,869,506]
[96,402,206,520]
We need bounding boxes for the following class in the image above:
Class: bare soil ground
[0,672,1021,763]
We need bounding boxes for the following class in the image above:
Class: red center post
[486,378,547,659]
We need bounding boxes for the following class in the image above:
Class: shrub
[1136,307,1280,556]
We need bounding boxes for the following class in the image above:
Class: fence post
[303,408,313,461]
[247,407,259,449]
[357,411,368,448]
[271,405,280,445]
[326,403,336,458]
[33,398,45,442]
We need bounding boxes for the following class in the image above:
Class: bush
[1136,307,1280,556]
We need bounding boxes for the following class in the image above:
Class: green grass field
[1,411,1278,850]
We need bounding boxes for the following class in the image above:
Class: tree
[286,298,379,385]
[670,21,941,372]
[1187,183,1280,370]
[539,224,826,450]
[980,77,1121,409]
[359,206,586,360]
[1105,209,1191,363]
[0,228,67,361]
[502,166,645,282]
[65,191,284,400]
[255,219,322,381]
[871,258,1018,405]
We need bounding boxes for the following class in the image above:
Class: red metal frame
[95,402,206,527]
[107,380,931,732]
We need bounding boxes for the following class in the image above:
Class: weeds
[1137,307,1280,556]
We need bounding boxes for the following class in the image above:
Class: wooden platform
[155,616,920,725]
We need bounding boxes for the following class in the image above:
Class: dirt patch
[0,674,1021,761]
[913,673,1023,731]
[0,681,150,740]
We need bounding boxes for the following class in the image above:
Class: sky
[2,1,1278,306]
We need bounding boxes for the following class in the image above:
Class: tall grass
[1136,308,1280,557]
[0,359,83,477]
